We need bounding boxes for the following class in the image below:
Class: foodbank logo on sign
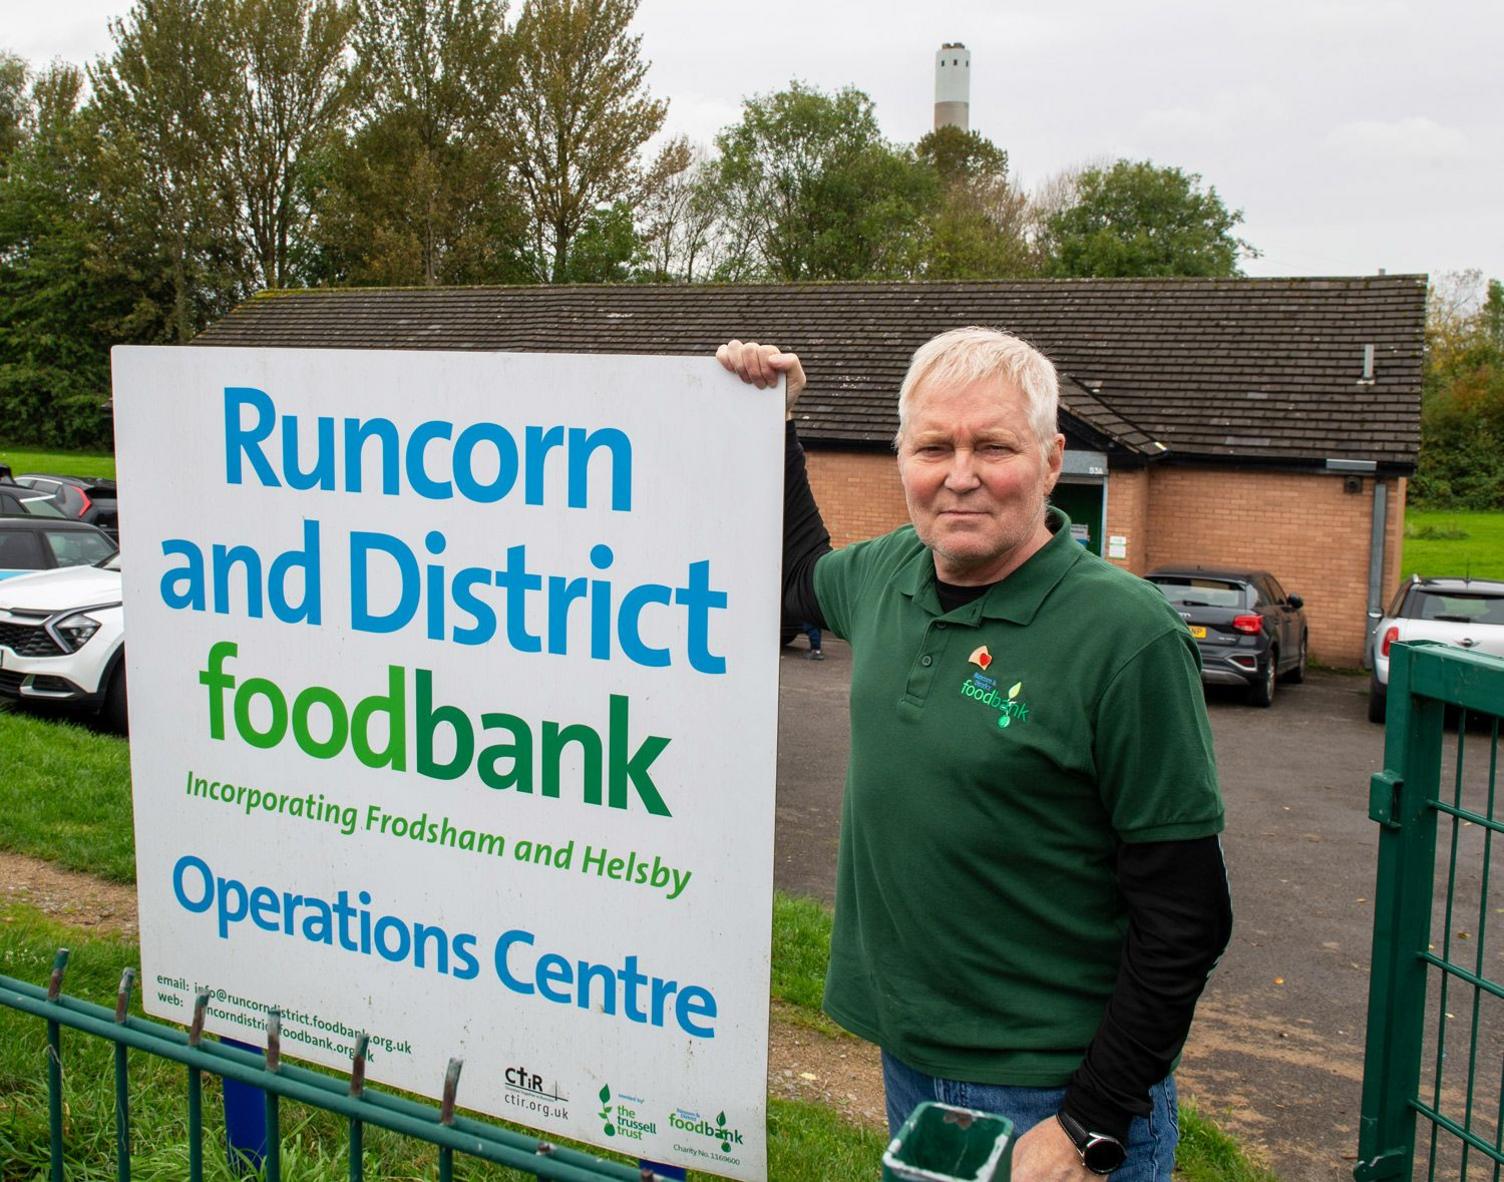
[598,1085,657,1141]
[668,1107,744,1154]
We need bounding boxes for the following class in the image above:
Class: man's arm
[1011,838,1231,1179]
[1062,836,1233,1136]
[715,340,831,626]
[782,422,831,627]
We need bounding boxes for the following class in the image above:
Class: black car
[0,518,119,582]
[13,474,119,539]
[1145,566,1308,707]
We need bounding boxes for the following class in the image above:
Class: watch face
[1083,1134,1128,1173]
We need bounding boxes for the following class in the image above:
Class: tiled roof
[195,276,1424,467]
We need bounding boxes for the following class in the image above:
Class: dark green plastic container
[881,1101,1013,1182]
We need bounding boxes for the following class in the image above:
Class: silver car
[1369,576,1504,723]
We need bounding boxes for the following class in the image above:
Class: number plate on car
[1189,625,1208,639]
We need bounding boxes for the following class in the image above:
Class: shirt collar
[895,507,1084,625]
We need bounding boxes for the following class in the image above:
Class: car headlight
[53,613,102,652]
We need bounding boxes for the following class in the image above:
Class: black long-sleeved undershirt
[780,421,1233,1140]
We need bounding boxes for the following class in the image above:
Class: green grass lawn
[0,444,117,480]
[0,706,1277,1178]
[1402,508,1504,581]
[0,709,136,882]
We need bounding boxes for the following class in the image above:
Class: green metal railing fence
[3,953,1012,1182]
[0,951,649,1181]
[1357,640,1504,1181]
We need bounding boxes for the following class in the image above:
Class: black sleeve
[783,421,832,628]
[1060,835,1233,1141]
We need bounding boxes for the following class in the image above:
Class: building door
[1050,478,1105,556]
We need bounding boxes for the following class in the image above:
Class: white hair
[894,327,1061,458]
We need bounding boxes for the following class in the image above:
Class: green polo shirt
[813,509,1223,1084]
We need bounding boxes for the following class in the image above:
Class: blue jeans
[881,1051,1178,1181]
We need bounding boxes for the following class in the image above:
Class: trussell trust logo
[960,645,1031,728]
[598,1084,657,1141]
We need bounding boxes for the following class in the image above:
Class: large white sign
[113,345,782,1180]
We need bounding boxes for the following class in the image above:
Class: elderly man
[718,329,1232,1180]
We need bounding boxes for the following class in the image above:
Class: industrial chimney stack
[934,42,970,131]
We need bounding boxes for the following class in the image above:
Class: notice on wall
[112,346,782,1181]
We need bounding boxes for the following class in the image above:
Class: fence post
[1355,642,1445,1181]
[438,1057,463,1182]
[114,968,136,1182]
[46,949,70,1182]
[349,1033,369,1182]
[187,991,209,1182]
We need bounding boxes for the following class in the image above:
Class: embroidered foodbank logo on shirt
[960,645,1031,728]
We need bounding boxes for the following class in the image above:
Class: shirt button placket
[903,620,949,704]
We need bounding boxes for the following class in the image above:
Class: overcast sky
[4,0,1500,284]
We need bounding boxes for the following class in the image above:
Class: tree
[556,200,639,282]
[1412,270,1504,508]
[504,0,666,282]
[634,138,728,282]
[1042,158,1254,278]
[310,0,526,285]
[0,65,143,446]
[219,0,357,289]
[715,82,935,282]
[0,51,26,165]
[90,0,247,341]
[913,125,1039,280]
[916,125,1008,187]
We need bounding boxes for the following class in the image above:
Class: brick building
[198,275,1425,665]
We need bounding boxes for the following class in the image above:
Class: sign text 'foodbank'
[197,641,673,815]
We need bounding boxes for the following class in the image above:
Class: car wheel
[1367,673,1387,725]
[1248,652,1276,707]
[101,661,128,734]
[1285,632,1307,684]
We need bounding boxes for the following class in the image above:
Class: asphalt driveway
[773,637,1413,1181]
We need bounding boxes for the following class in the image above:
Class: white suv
[1369,576,1504,723]
[0,553,126,731]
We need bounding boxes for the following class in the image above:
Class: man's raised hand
[715,340,806,420]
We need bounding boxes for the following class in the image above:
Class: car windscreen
[1148,577,1252,609]
[19,496,67,519]
[1414,591,1504,626]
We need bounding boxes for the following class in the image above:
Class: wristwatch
[1056,1111,1128,1175]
